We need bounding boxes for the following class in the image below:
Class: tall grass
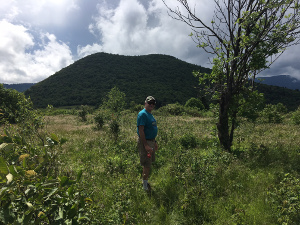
[43,110,300,224]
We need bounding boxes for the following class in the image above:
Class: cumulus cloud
[259,46,300,80]
[0,20,73,84]
[1,0,300,83]
[78,0,212,66]
[0,0,80,27]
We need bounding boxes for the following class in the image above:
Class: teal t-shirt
[137,108,157,139]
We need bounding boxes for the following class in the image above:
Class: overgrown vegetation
[1,86,300,224]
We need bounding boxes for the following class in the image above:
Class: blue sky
[1,0,299,84]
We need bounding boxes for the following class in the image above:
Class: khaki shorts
[138,138,156,167]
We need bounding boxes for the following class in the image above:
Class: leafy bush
[0,84,34,124]
[78,105,90,121]
[0,129,94,224]
[157,103,203,117]
[157,103,185,115]
[94,113,105,129]
[238,91,265,123]
[179,133,198,149]
[291,106,300,125]
[109,118,120,139]
[259,103,287,123]
[102,87,126,113]
[185,97,205,110]
[268,173,300,224]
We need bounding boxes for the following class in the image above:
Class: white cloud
[0,20,73,84]
[1,0,299,84]
[259,45,300,80]
[77,43,103,58]
[79,0,212,66]
[0,0,80,27]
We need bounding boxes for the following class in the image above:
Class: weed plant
[4,106,300,224]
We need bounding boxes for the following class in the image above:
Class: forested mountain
[25,53,210,108]
[256,83,300,110]
[24,52,300,110]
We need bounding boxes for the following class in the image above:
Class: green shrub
[157,103,186,116]
[0,127,94,224]
[238,91,265,123]
[102,87,126,113]
[259,103,287,123]
[78,105,90,121]
[109,118,120,138]
[268,173,300,224]
[0,84,34,124]
[179,133,197,149]
[291,107,300,125]
[94,113,105,129]
[185,97,205,110]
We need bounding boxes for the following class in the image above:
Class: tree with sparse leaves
[102,86,126,113]
[163,0,300,151]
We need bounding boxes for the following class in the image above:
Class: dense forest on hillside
[25,53,211,108]
[23,52,300,110]
[256,83,300,111]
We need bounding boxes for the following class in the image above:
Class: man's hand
[145,145,154,154]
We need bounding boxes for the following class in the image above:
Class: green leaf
[8,165,18,178]
[45,187,58,200]
[60,176,69,186]
[50,133,59,145]
[0,143,13,154]
[67,204,78,219]
[60,138,68,145]
[76,170,83,182]
[68,185,74,197]
[0,156,8,182]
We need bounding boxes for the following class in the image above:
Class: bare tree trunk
[217,93,232,152]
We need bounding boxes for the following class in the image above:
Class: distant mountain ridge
[256,75,300,90]
[3,83,35,92]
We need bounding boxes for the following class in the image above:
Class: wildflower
[19,154,30,162]
[38,211,45,217]
[26,202,33,208]
[6,173,13,184]
[26,170,37,177]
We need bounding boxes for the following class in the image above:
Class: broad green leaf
[0,156,9,181]
[68,185,74,197]
[0,143,13,153]
[45,187,58,200]
[60,176,69,186]
[67,204,78,219]
[60,137,68,145]
[76,170,83,182]
[50,133,59,145]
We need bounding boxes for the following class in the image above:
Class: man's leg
[143,166,150,190]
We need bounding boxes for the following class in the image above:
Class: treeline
[21,52,300,111]
[24,53,210,108]
[256,83,300,111]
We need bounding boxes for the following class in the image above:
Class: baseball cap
[145,96,156,103]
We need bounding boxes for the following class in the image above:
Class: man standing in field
[137,96,158,192]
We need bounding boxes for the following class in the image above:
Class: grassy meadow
[37,108,300,224]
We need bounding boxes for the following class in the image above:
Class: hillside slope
[25,53,210,108]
